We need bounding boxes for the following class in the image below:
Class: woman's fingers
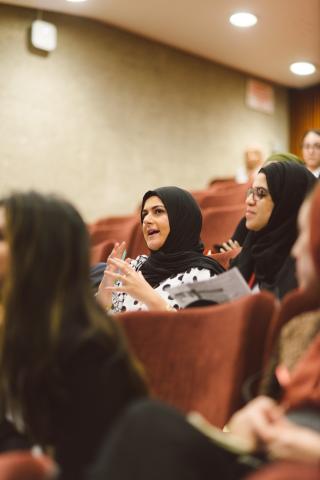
[219,239,240,253]
[104,264,134,282]
[220,241,232,252]
[106,243,127,272]
[108,241,126,259]
[108,257,130,270]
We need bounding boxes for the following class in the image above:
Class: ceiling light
[290,62,316,76]
[229,12,257,28]
[66,0,87,3]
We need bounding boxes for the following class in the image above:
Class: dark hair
[301,129,320,143]
[0,192,143,441]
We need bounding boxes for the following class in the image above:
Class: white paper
[168,267,252,308]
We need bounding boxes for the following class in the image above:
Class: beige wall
[0,4,289,221]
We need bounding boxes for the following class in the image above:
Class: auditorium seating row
[88,179,249,264]
[0,288,317,479]
[117,286,317,428]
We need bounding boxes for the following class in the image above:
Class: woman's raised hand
[219,239,240,253]
[104,257,170,311]
[95,242,127,309]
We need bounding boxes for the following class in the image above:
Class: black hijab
[231,162,316,286]
[139,186,224,287]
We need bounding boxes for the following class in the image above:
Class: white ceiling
[3,0,320,88]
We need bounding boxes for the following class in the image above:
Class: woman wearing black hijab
[231,161,316,298]
[96,186,224,312]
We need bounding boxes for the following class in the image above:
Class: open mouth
[147,229,160,237]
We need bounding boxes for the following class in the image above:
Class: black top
[140,186,224,287]
[231,216,248,245]
[54,334,145,479]
[232,162,316,297]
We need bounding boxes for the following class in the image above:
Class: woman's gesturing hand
[104,257,170,311]
[95,241,126,309]
[219,239,240,253]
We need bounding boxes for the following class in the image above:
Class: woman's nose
[246,193,255,205]
[143,212,152,224]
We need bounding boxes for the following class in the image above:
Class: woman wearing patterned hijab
[96,186,224,312]
[231,161,316,298]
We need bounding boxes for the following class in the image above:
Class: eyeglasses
[301,143,320,151]
[246,187,269,201]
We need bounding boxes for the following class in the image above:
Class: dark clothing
[0,333,147,480]
[231,217,248,246]
[87,400,258,480]
[4,325,147,480]
[232,162,316,298]
[258,255,298,299]
[51,335,146,480]
[90,262,106,292]
[140,186,225,287]
[0,419,31,453]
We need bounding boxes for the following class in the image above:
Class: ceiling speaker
[31,20,57,52]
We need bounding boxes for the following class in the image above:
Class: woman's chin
[146,240,161,251]
[245,219,256,231]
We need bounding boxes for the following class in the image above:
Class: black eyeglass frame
[246,187,270,201]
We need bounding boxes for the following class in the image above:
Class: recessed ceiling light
[290,62,316,76]
[229,12,257,28]
[66,0,87,3]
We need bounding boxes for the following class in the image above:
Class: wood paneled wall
[289,84,320,156]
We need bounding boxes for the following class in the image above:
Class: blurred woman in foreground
[0,192,147,479]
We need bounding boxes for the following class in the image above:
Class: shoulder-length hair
[0,192,143,442]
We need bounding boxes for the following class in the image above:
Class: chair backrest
[190,189,210,207]
[88,216,140,252]
[90,239,115,265]
[245,461,320,480]
[117,291,277,428]
[209,248,241,270]
[200,184,248,209]
[263,287,320,365]
[94,214,136,228]
[201,205,245,250]
[0,451,56,480]
[129,221,149,258]
[207,177,236,189]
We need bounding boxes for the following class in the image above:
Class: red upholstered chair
[117,291,277,428]
[245,461,320,480]
[94,214,136,228]
[201,205,245,251]
[0,451,57,479]
[190,189,211,207]
[209,248,241,270]
[263,287,320,366]
[200,185,248,210]
[128,221,149,259]
[90,239,115,265]
[88,216,140,256]
[207,177,236,189]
